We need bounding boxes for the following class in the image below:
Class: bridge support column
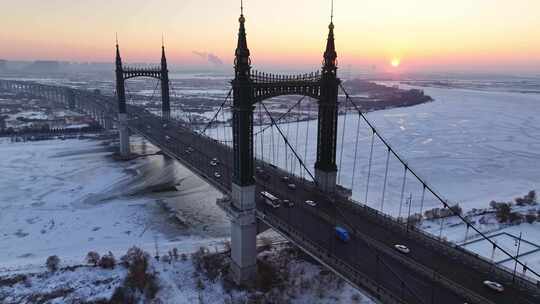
[314,21,340,194]
[230,184,257,285]
[118,113,130,157]
[229,12,257,286]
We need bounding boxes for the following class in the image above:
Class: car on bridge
[281,176,290,183]
[483,280,504,292]
[335,226,350,243]
[287,183,297,190]
[261,191,280,208]
[305,200,317,207]
[394,244,410,254]
[283,199,294,208]
[214,172,221,178]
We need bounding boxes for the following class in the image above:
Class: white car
[210,160,217,166]
[287,183,297,190]
[165,135,171,141]
[305,200,317,207]
[483,280,504,292]
[281,176,290,183]
[214,172,221,178]
[394,244,410,254]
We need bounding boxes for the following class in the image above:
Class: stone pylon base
[315,168,337,193]
[118,113,130,157]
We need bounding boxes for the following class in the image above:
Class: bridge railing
[255,209,407,304]
[250,70,321,84]
[340,197,540,291]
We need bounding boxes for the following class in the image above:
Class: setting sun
[391,58,401,67]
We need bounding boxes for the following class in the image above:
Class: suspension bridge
[2,7,540,304]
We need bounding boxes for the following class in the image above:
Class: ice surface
[0,137,227,272]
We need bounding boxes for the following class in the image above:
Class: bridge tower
[315,17,340,193]
[230,8,258,285]
[160,43,171,120]
[114,39,172,157]
[115,42,130,157]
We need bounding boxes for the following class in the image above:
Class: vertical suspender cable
[258,103,265,164]
[380,148,391,212]
[350,113,361,192]
[303,101,311,179]
[285,118,291,172]
[419,184,426,217]
[337,107,347,184]
[294,103,301,176]
[271,123,276,165]
[364,129,375,203]
[398,166,408,220]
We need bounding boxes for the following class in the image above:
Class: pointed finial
[241,0,244,15]
[115,32,119,46]
[161,34,164,48]
[330,0,334,23]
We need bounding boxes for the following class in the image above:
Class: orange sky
[1,0,540,73]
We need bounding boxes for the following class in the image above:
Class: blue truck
[335,226,350,242]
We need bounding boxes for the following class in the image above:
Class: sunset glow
[1,0,539,72]
[391,58,400,68]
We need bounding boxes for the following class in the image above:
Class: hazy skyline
[2,0,540,73]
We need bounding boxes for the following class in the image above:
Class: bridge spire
[235,2,251,79]
[160,36,171,120]
[160,36,167,70]
[115,34,123,70]
[114,34,129,157]
[323,9,337,75]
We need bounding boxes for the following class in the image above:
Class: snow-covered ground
[0,245,373,304]
[0,136,228,274]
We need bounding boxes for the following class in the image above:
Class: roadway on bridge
[126,106,539,304]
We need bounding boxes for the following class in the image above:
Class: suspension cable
[253,95,307,136]
[339,83,540,279]
[364,130,375,203]
[260,101,317,182]
[380,148,391,212]
[350,112,361,191]
[337,105,348,184]
[398,165,408,220]
[200,88,232,135]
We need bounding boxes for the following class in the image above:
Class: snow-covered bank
[0,245,373,304]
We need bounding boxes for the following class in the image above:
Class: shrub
[98,252,116,269]
[86,251,100,266]
[46,255,60,272]
[195,277,205,291]
[172,248,179,260]
[123,247,149,291]
[449,204,463,216]
[515,190,537,206]
[493,202,512,223]
[525,212,537,224]
[191,246,229,282]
